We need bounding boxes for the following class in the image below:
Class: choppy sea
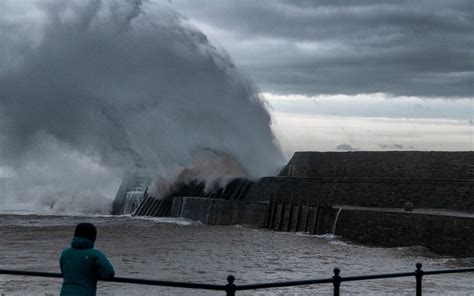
[1,214,473,295]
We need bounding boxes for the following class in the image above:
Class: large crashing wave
[0,0,283,214]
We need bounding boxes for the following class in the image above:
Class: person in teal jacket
[60,223,115,295]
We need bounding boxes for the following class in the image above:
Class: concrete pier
[333,206,474,257]
[169,197,268,226]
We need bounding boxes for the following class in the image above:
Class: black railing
[1,263,474,295]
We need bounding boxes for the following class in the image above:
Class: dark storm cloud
[172,0,474,97]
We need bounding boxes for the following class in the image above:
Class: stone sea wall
[251,151,474,256]
[246,177,473,211]
[281,151,473,180]
[166,151,473,256]
[334,208,474,257]
[170,197,268,227]
[266,201,339,235]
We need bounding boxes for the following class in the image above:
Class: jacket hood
[71,237,95,249]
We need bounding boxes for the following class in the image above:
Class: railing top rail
[423,267,474,276]
[339,267,474,283]
[341,271,416,282]
[0,269,225,291]
[1,265,474,292]
[109,277,225,290]
[0,270,63,279]
[236,278,334,291]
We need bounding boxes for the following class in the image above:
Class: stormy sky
[171,0,473,153]
[0,0,472,213]
[171,0,473,97]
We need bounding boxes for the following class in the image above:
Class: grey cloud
[266,94,473,120]
[171,0,474,97]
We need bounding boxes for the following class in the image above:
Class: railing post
[333,268,341,296]
[225,275,236,296]
[415,263,423,296]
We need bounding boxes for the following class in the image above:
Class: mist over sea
[0,0,284,214]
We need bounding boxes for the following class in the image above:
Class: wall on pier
[246,177,473,211]
[170,197,268,227]
[335,208,474,257]
[280,151,473,180]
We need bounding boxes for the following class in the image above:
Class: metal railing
[1,263,474,295]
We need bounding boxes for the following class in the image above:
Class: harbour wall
[265,202,339,235]
[280,151,473,180]
[246,177,473,211]
[262,199,474,257]
[150,151,473,256]
[169,195,339,234]
[168,196,474,256]
[169,197,268,227]
[334,207,474,257]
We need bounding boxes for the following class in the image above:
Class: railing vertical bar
[416,263,423,296]
[226,275,236,296]
[333,268,341,296]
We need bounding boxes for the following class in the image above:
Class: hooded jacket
[60,237,115,296]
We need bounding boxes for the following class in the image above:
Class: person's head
[74,223,97,242]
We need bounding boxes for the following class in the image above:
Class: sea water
[0,214,472,295]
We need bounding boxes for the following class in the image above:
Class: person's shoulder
[91,248,109,258]
[60,247,73,257]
